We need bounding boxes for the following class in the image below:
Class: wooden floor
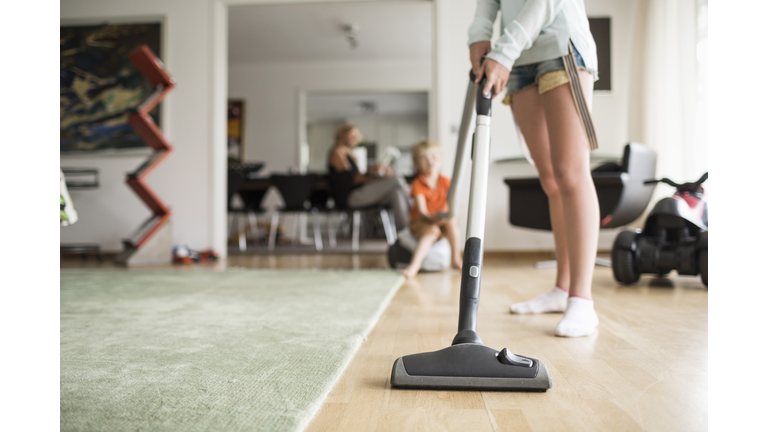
[304,254,708,432]
[62,252,708,431]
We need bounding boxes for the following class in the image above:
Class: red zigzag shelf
[123,45,175,250]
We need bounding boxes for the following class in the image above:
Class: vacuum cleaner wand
[390,71,553,392]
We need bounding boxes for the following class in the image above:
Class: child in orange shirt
[401,140,462,279]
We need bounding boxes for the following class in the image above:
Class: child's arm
[413,195,443,223]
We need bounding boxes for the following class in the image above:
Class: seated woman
[327,123,410,231]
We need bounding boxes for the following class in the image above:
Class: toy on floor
[612,172,708,287]
[173,245,220,264]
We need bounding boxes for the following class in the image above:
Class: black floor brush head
[391,343,552,392]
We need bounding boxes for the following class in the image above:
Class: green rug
[60,269,403,432]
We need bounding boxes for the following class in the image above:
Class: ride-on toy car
[612,172,708,287]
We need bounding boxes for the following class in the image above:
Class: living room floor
[61,252,708,431]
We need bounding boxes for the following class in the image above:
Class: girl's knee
[538,169,560,197]
[551,162,588,192]
[424,225,441,238]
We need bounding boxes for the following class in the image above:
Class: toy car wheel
[697,230,708,288]
[613,248,641,284]
[612,231,641,285]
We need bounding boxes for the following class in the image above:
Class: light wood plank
[304,255,708,432]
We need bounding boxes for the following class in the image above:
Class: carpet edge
[295,274,405,432]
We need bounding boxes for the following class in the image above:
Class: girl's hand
[469,41,491,80]
[479,58,509,99]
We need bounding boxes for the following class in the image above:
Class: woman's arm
[486,0,567,71]
[329,147,351,172]
[477,0,568,98]
[468,0,500,46]
[468,0,500,78]
[330,148,370,185]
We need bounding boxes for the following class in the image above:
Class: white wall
[228,59,432,175]
[60,0,226,255]
[435,0,640,251]
[60,0,644,255]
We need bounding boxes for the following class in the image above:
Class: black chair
[228,162,271,251]
[503,142,657,266]
[268,173,324,251]
[306,175,342,248]
[240,162,265,179]
[239,178,271,243]
[326,171,397,251]
[227,166,251,251]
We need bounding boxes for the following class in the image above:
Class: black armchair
[503,142,657,265]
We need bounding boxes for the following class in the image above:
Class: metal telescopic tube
[447,80,477,218]
[456,78,492,336]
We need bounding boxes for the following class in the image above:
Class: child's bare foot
[451,256,462,270]
[400,266,418,279]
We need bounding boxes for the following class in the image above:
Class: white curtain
[629,0,705,193]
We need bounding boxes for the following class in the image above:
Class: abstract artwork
[60,23,161,153]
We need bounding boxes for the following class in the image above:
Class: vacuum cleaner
[390,70,553,392]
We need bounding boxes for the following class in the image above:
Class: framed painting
[228,100,245,163]
[60,23,162,153]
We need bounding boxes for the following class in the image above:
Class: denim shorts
[505,45,596,96]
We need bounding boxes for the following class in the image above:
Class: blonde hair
[335,123,359,146]
[411,139,441,172]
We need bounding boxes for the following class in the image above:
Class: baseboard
[483,250,612,260]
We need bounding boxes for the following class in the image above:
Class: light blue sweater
[468,0,598,76]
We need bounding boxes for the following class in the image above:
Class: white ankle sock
[554,297,599,337]
[510,287,568,314]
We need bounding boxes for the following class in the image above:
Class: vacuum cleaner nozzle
[391,343,552,392]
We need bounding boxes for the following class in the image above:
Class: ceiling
[306,91,428,122]
[228,1,432,64]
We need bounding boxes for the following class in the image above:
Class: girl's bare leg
[506,85,569,314]
[401,226,440,279]
[511,85,570,291]
[540,70,598,301]
[540,70,599,337]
